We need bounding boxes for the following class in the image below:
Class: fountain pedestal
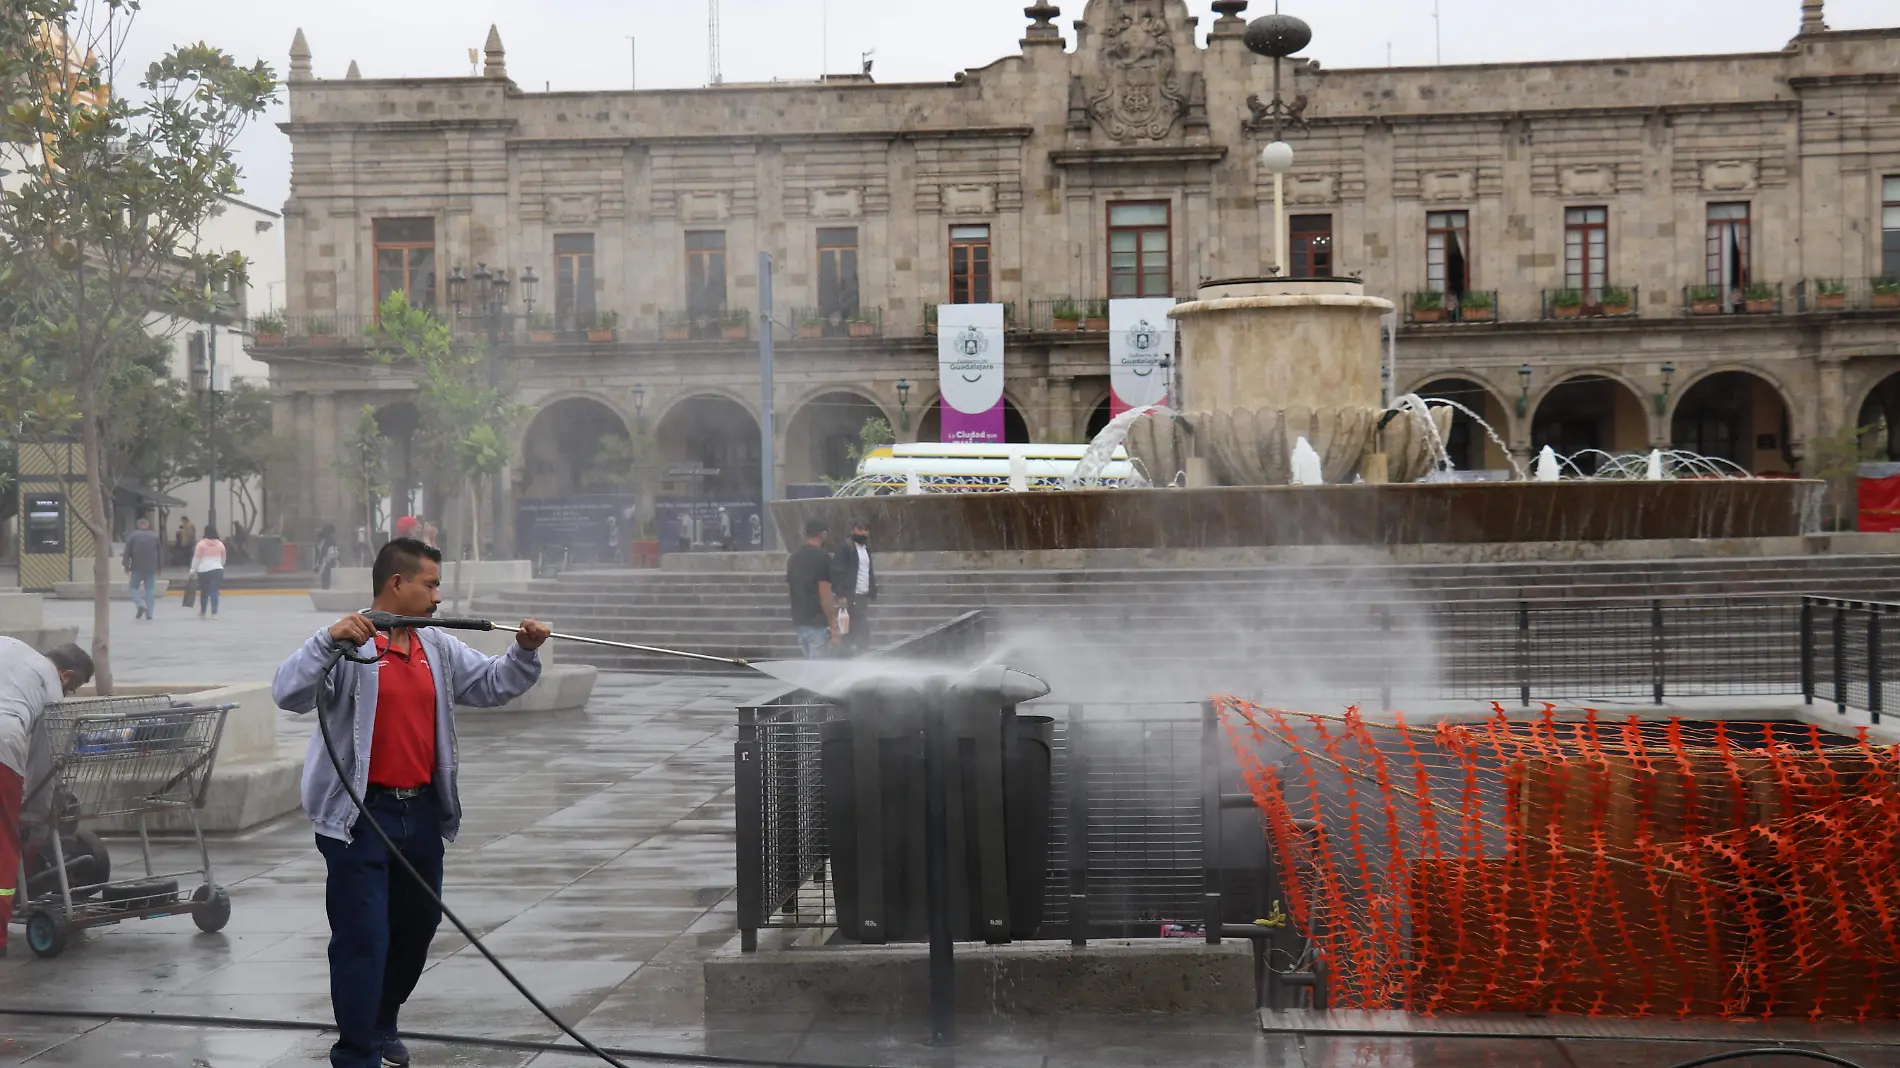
[1171,277,1389,413]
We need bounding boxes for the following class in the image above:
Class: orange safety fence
[1214,696,1900,1020]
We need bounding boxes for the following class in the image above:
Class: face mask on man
[852,533,868,545]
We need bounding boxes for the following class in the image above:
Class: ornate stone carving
[547,193,600,225]
[1558,164,1616,197]
[678,191,730,223]
[1701,160,1759,193]
[1286,174,1336,205]
[1420,170,1474,202]
[941,184,996,216]
[1086,3,1187,141]
[809,189,862,218]
[1246,91,1309,133]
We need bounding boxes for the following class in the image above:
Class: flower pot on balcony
[309,334,336,347]
[1745,298,1776,314]
[848,321,875,338]
[663,325,691,341]
[721,325,749,341]
[529,330,557,344]
[1552,305,1581,319]
[1817,294,1847,310]
[1460,306,1494,322]
[1873,292,1900,309]
[796,323,824,340]
[1411,308,1443,323]
[1081,316,1108,331]
[1690,300,1723,315]
[255,332,285,346]
[587,328,617,342]
[1601,303,1632,317]
[925,322,938,336]
[1052,317,1080,333]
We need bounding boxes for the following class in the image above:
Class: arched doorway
[519,396,630,499]
[375,402,423,519]
[1084,397,1113,441]
[1531,374,1647,474]
[1671,371,1794,474]
[917,396,1032,444]
[784,391,889,486]
[1858,372,1900,461]
[1414,377,1509,474]
[654,394,762,500]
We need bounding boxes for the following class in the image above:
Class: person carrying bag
[189,526,227,619]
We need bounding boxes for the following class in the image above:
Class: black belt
[366,784,430,801]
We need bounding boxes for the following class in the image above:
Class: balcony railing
[246,314,377,347]
[1793,277,1900,313]
[1540,286,1640,320]
[789,306,884,340]
[1026,298,1111,333]
[658,310,752,342]
[1402,290,1501,325]
[923,301,1019,336]
[1684,282,1783,317]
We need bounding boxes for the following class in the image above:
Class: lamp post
[449,261,538,554]
[896,378,911,433]
[201,281,231,537]
[1517,363,1534,419]
[1244,8,1312,277]
[1654,362,1677,419]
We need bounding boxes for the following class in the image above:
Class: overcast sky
[114,0,1893,216]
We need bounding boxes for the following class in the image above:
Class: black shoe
[381,1034,409,1067]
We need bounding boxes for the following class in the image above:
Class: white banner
[936,303,1007,442]
[1109,298,1176,413]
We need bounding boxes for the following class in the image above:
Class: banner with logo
[1109,298,1177,416]
[936,303,1006,443]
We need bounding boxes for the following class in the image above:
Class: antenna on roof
[467,47,478,77]
[709,0,723,85]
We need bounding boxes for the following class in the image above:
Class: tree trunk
[80,385,113,695]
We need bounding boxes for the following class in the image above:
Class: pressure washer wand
[359,611,751,667]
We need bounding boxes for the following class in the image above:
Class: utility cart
[12,694,235,958]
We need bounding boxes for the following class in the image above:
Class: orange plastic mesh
[1215,697,1900,1020]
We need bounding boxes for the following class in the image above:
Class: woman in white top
[190,525,227,618]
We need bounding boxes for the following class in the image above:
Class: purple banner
[936,303,1006,443]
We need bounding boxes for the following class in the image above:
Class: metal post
[922,702,954,1046]
[206,318,219,535]
[1651,598,1664,706]
[1870,608,1884,725]
[1800,597,1815,705]
[1379,606,1393,712]
[1201,700,1223,945]
[734,706,761,952]
[1066,706,1089,948]
[1517,600,1532,708]
[758,251,777,551]
[1835,605,1848,717]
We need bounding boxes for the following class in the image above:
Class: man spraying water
[272,538,550,1068]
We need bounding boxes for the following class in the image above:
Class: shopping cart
[11,694,236,958]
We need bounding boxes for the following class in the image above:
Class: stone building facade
[257,0,1900,548]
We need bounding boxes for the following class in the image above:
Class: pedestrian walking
[786,518,839,660]
[0,640,92,958]
[271,538,549,1068]
[831,517,878,655]
[122,517,162,620]
[191,525,227,619]
[717,507,733,551]
[676,510,694,554]
[316,524,341,590]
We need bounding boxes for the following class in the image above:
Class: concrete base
[311,561,535,613]
[53,578,170,601]
[0,627,79,650]
[458,664,600,714]
[703,938,1255,1017]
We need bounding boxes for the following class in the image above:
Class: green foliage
[1551,289,1582,308]
[334,405,388,533]
[526,310,554,331]
[1816,278,1848,298]
[1410,291,1443,311]
[1744,282,1777,302]
[1052,300,1081,320]
[1689,284,1722,302]
[822,416,896,490]
[590,310,619,330]
[1460,290,1494,309]
[250,310,286,333]
[582,424,657,493]
[1599,286,1632,307]
[1806,422,1886,530]
[1873,277,1900,296]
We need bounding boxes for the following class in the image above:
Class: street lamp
[896,378,911,432]
[1654,362,1677,418]
[450,261,539,553]
[1516,362,1534,418]
[1244,8,1311,277]
[632,383,647,422]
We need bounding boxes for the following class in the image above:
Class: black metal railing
[1540,286,1640,319]
[247,314,378,346]
[1800,596,1896,724]
[1026,298,1110,333]
[658,310,752,342]
[1684,281,1784,317]
[1402,290,1501,324]
[923,302,1020,337]
[1793,277,1900,313]
[789,306,884,340]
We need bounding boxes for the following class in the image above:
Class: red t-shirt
[369,632,436,789]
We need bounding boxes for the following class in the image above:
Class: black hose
[0,1007,1878,1068]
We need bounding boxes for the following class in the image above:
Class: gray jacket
[272,626,541,843]
[122,528,161,574]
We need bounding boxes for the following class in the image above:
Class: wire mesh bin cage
[14,694,236,958]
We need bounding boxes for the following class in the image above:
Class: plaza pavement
[0,594,1891,1067]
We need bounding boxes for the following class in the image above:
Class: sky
[113,0,1894,217]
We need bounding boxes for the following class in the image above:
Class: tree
[0,1,276,692]
[333,406,387,566]
[1806,422,1885,531]
[370,292,525,607]
[824,416,895,490]
[191,378,277,535]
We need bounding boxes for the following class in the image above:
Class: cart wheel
[191,884,231,934]
[73,829,110,884]
[24,910,69,958]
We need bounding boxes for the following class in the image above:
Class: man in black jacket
[831,518,877,655]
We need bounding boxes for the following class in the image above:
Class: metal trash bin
[822,697,1053,943]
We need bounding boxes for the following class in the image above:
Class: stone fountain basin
[773,480,1824,554]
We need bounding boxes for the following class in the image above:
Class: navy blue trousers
[315,790,444,1068]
